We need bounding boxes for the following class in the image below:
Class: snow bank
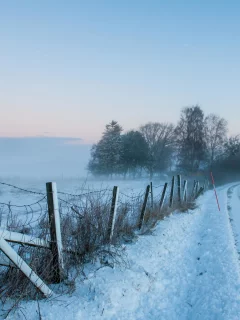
[3,185,240,320]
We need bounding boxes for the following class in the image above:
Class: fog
[0,137,91,181]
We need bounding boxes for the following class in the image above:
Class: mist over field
[0,137,91,181]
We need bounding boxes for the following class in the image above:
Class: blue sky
[0,0,239,142]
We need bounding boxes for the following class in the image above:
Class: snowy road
[5,184,240,320]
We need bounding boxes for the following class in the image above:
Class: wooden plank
[107,186,119,242]
[0,228,50,248]
[46,182,64,283]
[0,237,53,297]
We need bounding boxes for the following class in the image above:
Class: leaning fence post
[150,182,153,211]
[191,180,196,199]
[203,179,206,191]
[195,181,199,197]
[0,237,53,297]
[107,186,119,242]
[177,175,181,204]
[182,180,188,202]
[195,186,204,199]
[138,185,150,230]
[169,176,175,208]
[46,182,64,283]
[159,183,168,211]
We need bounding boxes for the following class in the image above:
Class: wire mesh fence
[0,176,208,316]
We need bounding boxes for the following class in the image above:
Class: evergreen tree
[121,130,148,177]
[88,121,123,176]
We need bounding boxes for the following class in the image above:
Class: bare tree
[224,134,240,157]
[204,114,228,166]
[139,122,175,178]
[175,105,206,172]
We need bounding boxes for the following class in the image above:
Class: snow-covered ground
[227,184,240,256]
[3,183,240,320]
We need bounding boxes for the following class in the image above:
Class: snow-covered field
[2,183,240,320]
[0,177,168,229]
[0,176,166,203]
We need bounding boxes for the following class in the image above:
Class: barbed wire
[0,196,47,208]
[0,181,45,196]
[1,201,48,230]
[152,194,162,201]
[9,212,48,229]
[57,188,112,198]
[119,191,145,199]
[58,197,86,211]
[152,184,165,189]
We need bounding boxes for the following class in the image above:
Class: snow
[4,184,240,320]
[227,184,240,255]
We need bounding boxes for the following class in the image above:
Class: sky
[0,0,240,143]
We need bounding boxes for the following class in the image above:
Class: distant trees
[223,135,240,158]
[121,130,148,177]
[87,108,239,180]
[88,120,175,178]
[139,122,175,178]
[175,105,206,172]
[213,135,240,181]
[204,114,228,167]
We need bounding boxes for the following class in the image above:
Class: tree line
[88,105,240,179]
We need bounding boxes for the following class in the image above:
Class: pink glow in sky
[1,1,240,142]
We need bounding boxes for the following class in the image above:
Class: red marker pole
[210,172,221,212]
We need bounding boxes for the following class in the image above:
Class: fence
[0,176,209,297]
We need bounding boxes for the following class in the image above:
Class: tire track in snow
[183,186,240,320]
[227,183,240,258]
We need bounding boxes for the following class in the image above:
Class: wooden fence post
[46,182,64,283]
[203,179,206,191]
[191,180,196,199]
[205,180,210,190]
[177,175,181,204]
[138,185,150,230]
[195,186,204,199]
[182,180,188,202]
[107,186,119,242]
[169,176,175,208]
[150,182,153,211]
[195,181,199,197]
[159,183,168,211]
